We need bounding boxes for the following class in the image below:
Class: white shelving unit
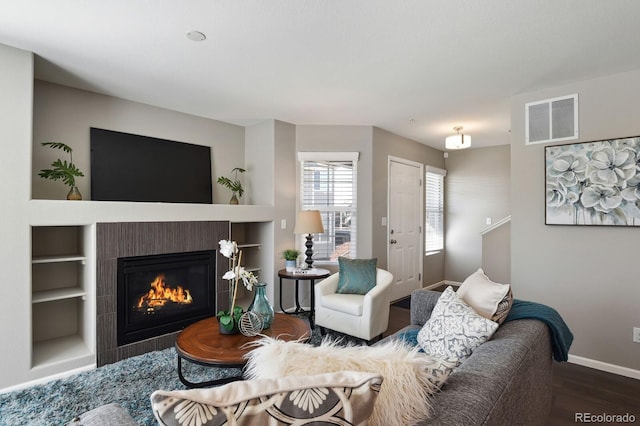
[231,222,271,309]
[12,203,274,389]
[236,243,263,274]
[31,225,94,370]
[32,287,87,304]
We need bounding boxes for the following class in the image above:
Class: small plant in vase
[282,249,300,272]
[218,239,258,334]
[37,142,85,200]
[217,167,245,204]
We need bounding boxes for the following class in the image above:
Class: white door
[388,158,423,301]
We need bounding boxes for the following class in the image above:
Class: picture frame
[545,136,640,226]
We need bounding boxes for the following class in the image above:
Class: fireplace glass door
[117,250,215,345]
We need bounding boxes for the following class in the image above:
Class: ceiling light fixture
[186,31,206,42]
[445,126,471,150]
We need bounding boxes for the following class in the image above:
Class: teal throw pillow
[395,329,424,352]
[336,257,377,295]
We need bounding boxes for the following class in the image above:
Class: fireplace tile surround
[96,221,229,366]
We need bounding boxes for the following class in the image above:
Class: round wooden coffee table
[175,313,311,388]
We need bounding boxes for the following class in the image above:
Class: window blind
[425,166,446,252]
[298,152,358,262]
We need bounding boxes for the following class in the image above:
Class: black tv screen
[90,128,213,204]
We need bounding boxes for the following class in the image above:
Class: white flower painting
[545,136,640,226]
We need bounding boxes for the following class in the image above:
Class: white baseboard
[423,280,460,290]
[422,281,444,290]
[568,355,640,380]
[0,364,96,394]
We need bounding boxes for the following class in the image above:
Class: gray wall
[272,119,297,275]
[445,145,511,282]
[295,125,374,262]
[482,221,510,285]
[32,80,245,203]
[372,127,446,286]
[245,120,276,206]
[245,119,297,309]
[294,125,446,286]
[511,69,640,371]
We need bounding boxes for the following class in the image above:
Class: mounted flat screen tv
[90,128,213,204]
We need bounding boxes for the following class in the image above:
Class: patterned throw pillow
[336,257,377,295]
[421,356,457,389]
[492,286,514,324]
[417,286,499,366]
[456,268,512,322]
[151,371,382,426]
[392,328,456,388]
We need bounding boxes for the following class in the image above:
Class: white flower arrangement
[546,137,640,225]
[218,239,258,331]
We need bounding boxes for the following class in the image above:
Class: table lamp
[293,210,324,269]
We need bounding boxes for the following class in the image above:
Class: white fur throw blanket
[243,337,438,426]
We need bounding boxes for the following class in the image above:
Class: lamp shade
[294,210,324,234]
[445,133,471,150]
[445,126,471,150]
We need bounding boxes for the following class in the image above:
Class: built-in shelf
[27,199,274,226]
[237,243,262,249]
[31,225,94,371]
[19,215,273,388]
[32,287,86,304]
[230,222,272,310]
[32,255,86,264]
[32,335,92,369]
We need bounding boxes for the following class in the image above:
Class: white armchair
[314,268,393,342]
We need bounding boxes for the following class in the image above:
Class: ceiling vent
[525,94,578,145]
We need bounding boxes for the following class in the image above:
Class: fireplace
[96,221,228,366]
[117,250,216,346]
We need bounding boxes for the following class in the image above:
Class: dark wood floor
[385,305,640,425]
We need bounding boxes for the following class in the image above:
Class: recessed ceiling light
[186,31,206,42]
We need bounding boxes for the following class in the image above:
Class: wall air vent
[525,94,578,145]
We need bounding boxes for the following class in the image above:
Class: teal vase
[249,282,274,329]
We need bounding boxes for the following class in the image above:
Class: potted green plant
[217,167,245,204]
[37,142,85,200]
[282,248,301,272]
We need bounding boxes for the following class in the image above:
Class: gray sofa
[380,288,554,426]
[70,288,554,425]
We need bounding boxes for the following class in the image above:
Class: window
[425,166,446,253]
[298,152,359,263]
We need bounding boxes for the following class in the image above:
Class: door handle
[390,239,397,244]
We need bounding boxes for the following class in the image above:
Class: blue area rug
[0,347,242,426]
[0,322,364,425]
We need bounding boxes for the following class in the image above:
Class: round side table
[278,268,330,328]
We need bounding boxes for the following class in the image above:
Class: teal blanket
[505,299,573,362]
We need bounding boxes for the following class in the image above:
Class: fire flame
[136,273,193,309]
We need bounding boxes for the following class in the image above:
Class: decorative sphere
[239,311,264,336]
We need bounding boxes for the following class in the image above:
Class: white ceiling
[2,0,640,150]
